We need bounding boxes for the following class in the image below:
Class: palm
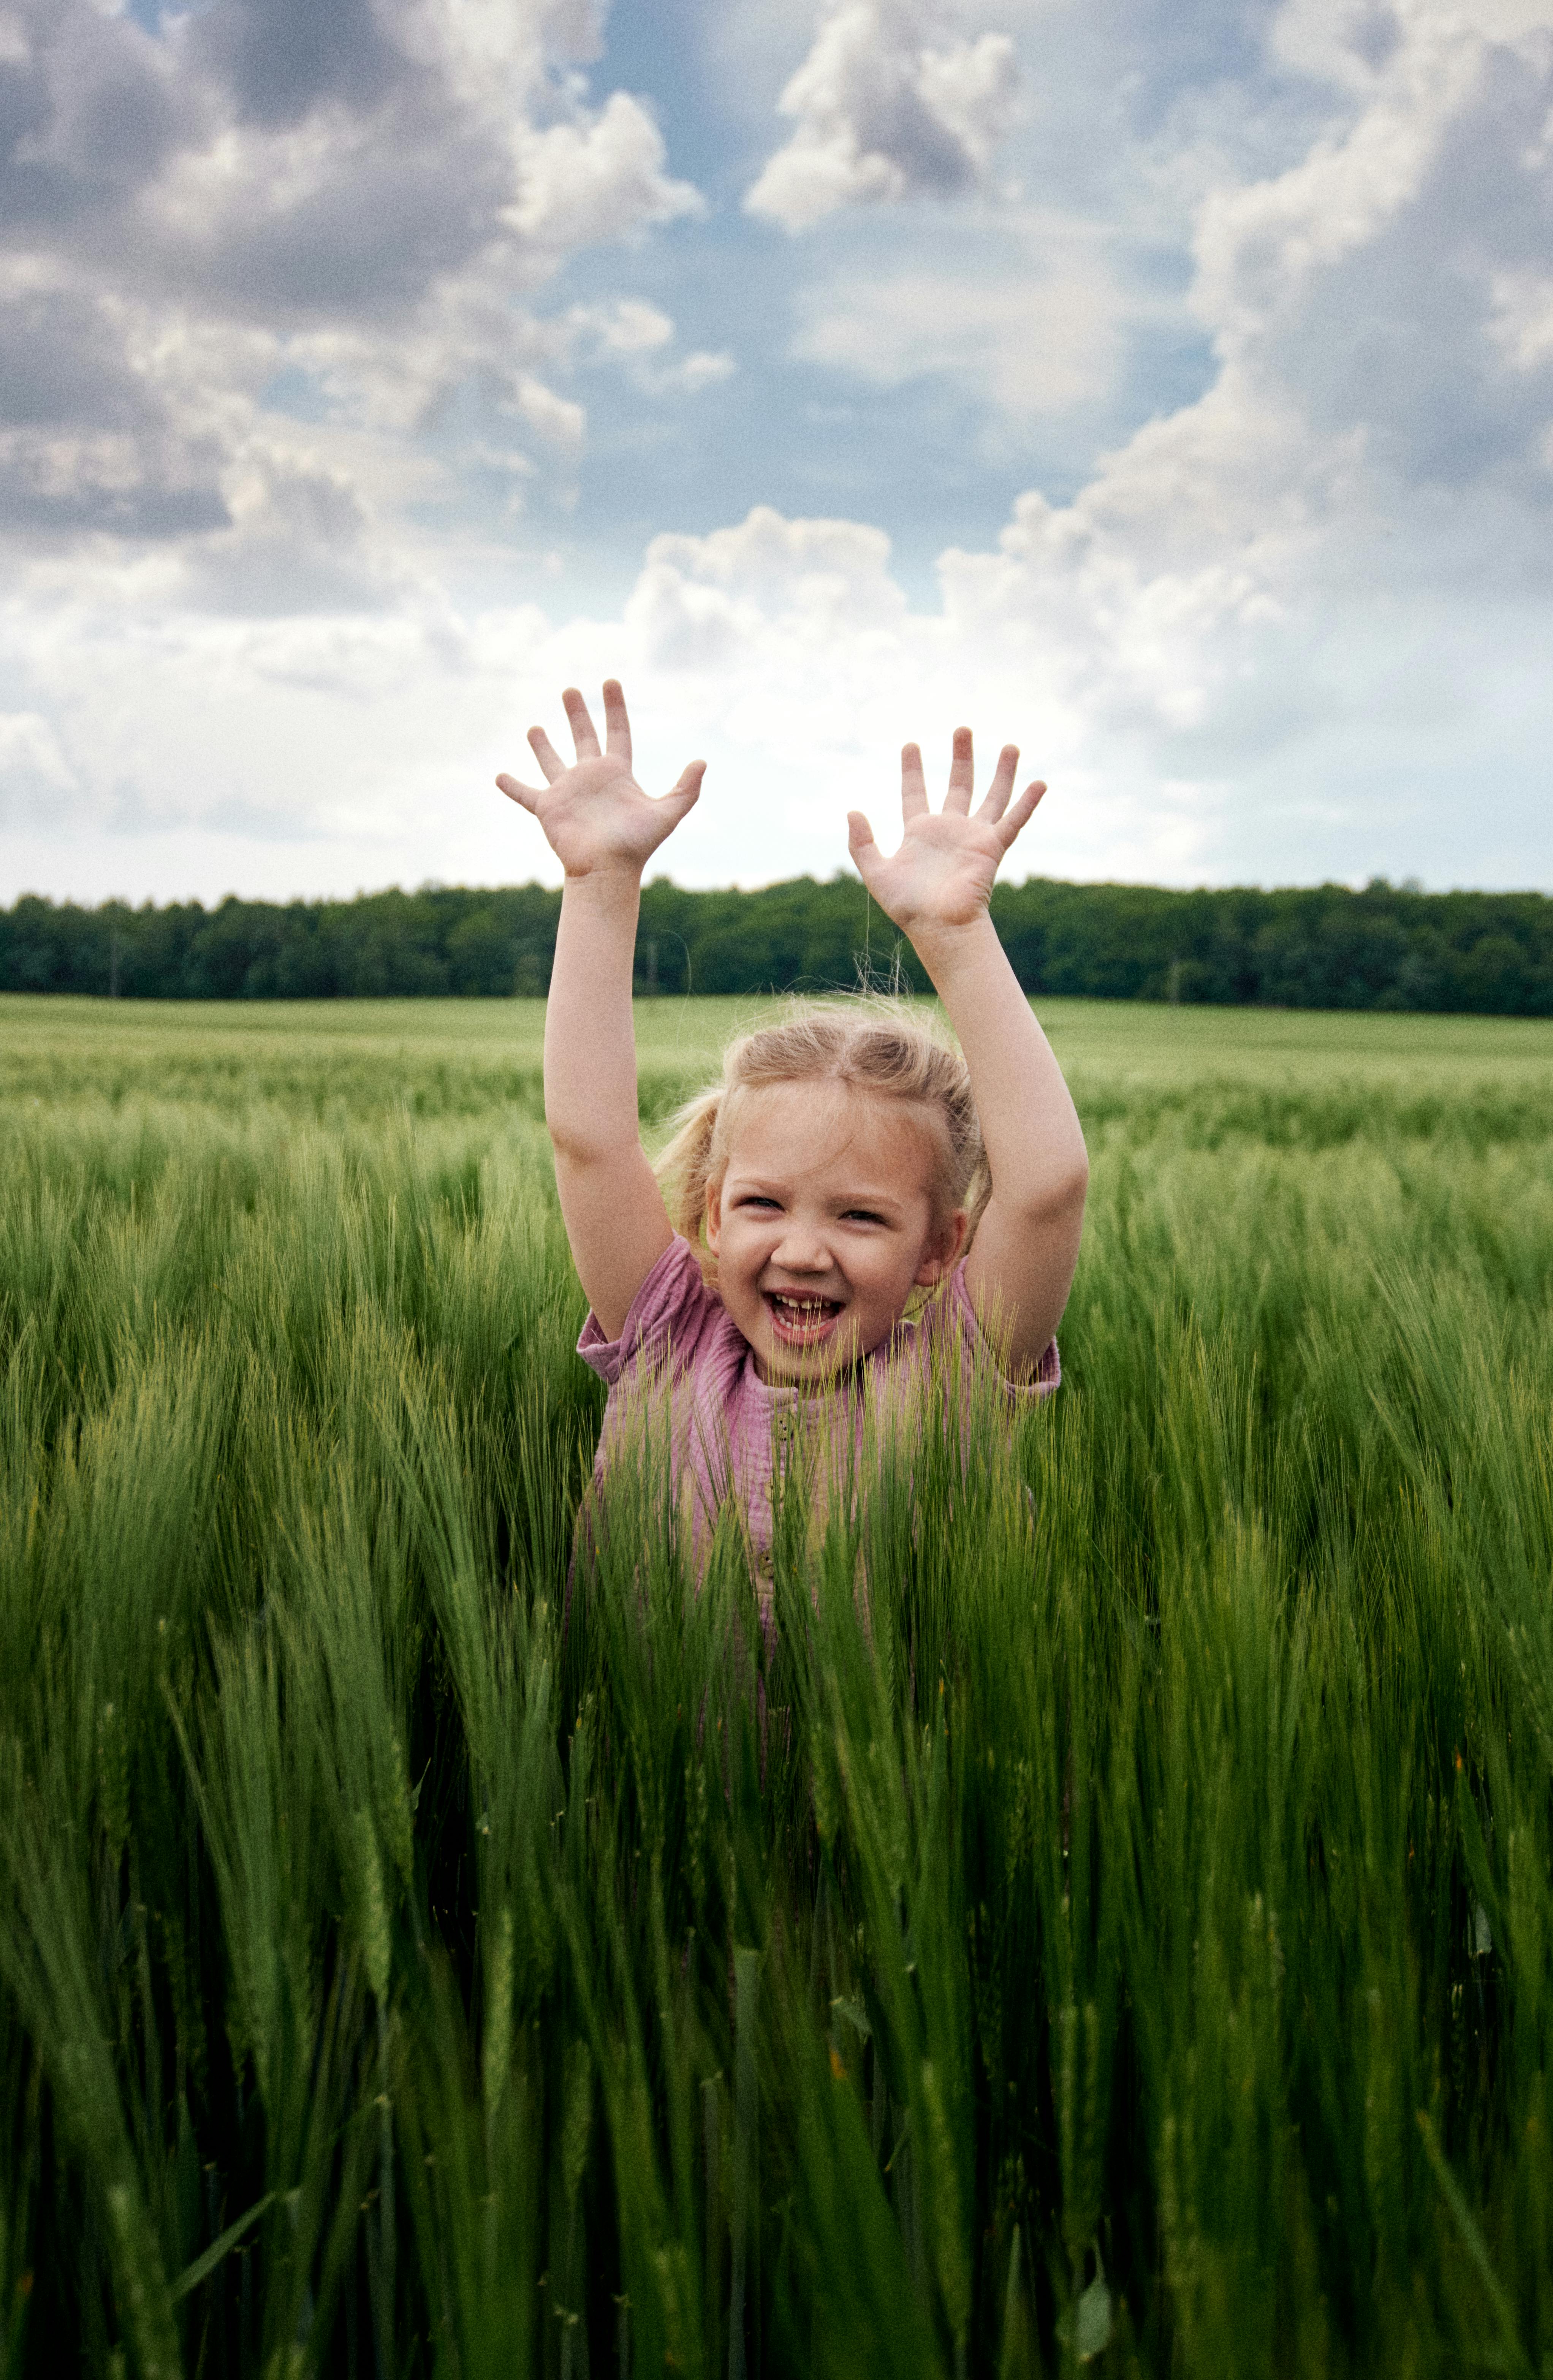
[497,681,703,877]
[848,729,1045,938]
[863,810,1005,930]
[532,752,679,875]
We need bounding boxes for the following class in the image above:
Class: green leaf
[169,2192,274,2305]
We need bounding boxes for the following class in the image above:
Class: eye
[735,1193,780,1211]
[843,1207,887,1226]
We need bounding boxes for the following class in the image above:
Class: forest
[3,872,1552,1013]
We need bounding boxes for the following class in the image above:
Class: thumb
[997,776,1046,848]
[496,772,541,814]
[665,758,706,817]
[847,809,882,888]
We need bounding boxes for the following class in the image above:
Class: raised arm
[497,680,704,1337]
[847,730,1088,1375]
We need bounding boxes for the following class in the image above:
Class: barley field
[3,991,1553,2378]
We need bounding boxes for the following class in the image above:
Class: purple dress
[578,1235,1058,1592]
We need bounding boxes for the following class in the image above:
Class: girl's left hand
[847,729,1046,940]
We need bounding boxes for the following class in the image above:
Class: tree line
[3,874,1552,1013]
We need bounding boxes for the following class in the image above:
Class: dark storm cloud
[2,0,494,317]
[0,284,185,435]
[189,0,406,129]
[198,116,511,323]
[0,1,189,234]
[0,467,229,541]
[0,282,230,539]
[0,0,230,546]
[0,0,574,545]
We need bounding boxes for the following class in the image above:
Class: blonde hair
[654,999,988,1276]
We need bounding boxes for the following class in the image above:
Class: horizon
[5,862,1549,913]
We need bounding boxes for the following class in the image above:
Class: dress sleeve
[944,1263,1060,1400]
[576,1236,720,1387]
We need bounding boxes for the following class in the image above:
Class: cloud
[181,444,390,616]
[671,350,740,392]
[745,0,1019,231]
[564,298,737,394]
[791,214,1124,415]
[1490,270,1553,373]
[189,0,407,132]
[507,92,702,250]
[1184,5,1553,532]
[0,0,703,567]
[594,1,1553,884]
[3,0,1553,904]
[0,272,234,539]
[0,707,76,828]
[625,504,907,672]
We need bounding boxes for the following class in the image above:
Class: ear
[914,1207,968,1288]
[704,1174,723,1253]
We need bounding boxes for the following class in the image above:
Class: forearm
[544,868,643,1162]
[911,916,1088,1219]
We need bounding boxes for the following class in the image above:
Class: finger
[562,685,601,759]
[496,772,543,813]
[602,677,632,766]
[847,810,884,889]
[976,743,1020,825]
[945,725,975,814]
[527,726,566,785]
[659,758,705,820]
[996,778,1047,849]
[900,743,929,820]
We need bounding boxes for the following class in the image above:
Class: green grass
[3,994,1553,2376]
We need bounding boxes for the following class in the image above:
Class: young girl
[497,680,1088,1586]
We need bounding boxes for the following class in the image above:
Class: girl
[497,680,1088,1585]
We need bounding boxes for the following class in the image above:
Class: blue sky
[2,0,1551,904]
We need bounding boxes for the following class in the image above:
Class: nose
[771,1218,831,1273]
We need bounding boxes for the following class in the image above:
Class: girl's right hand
[497,679,704,880]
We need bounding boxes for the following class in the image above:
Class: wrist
[560,860,643,903]
[906,911,1000,984]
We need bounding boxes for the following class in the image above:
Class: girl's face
[704,1079,966,1383]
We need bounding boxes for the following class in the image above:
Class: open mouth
[763,1289,845,1348]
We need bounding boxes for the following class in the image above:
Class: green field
[3,992,1553,2377]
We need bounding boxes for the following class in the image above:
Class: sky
[2,0,1551,907]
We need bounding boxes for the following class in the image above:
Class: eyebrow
[728,1173,909,1216]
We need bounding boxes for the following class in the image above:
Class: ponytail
[654,1086,724,1245]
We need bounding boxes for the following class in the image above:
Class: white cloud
[511,376,587,447]
[624,504,907,674]
[564,299,737,394]
[184,442,392,615]
[1490,269,1553,372]
[0,709,77,828]
[569,297,678,356]
[672,351,739,392]
[507,92,702,249]
[746,0,1019,231]
[791,214,1124,415]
